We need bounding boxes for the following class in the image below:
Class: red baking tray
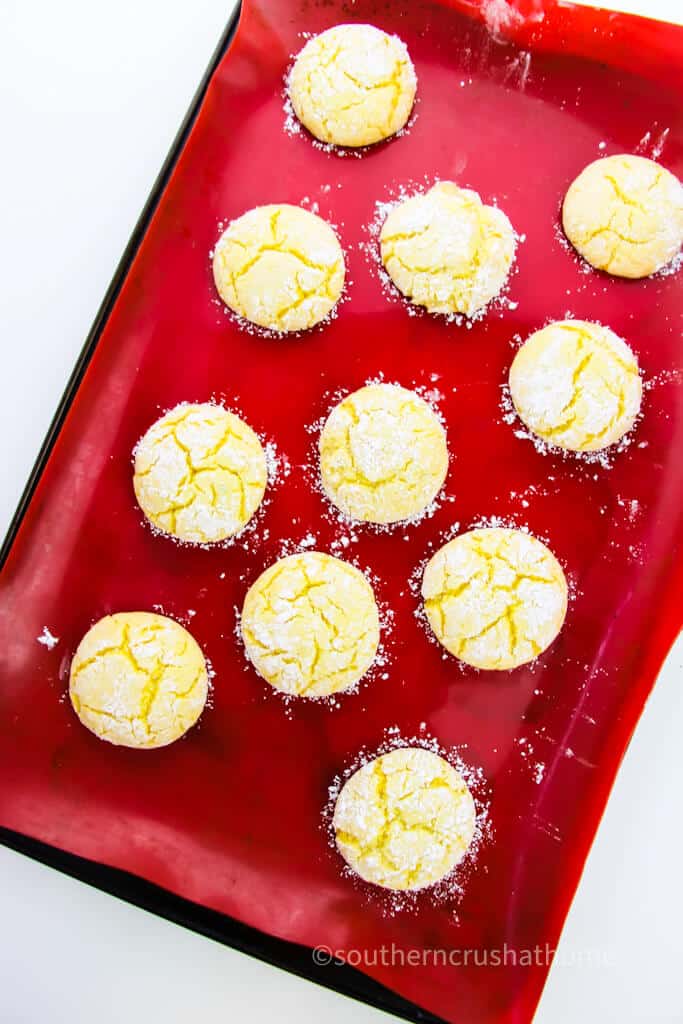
[1,1,682,1022]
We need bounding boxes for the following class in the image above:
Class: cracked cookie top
[288,23,416,148]
[240,551,380,698]
[212,204,345,332]
[509,320,642,453]
[319,383,448,524]
[422,527,568,671]
[69,612,209,749]
[562,154,683,278]
[333,747,476,891]
[133,403,268,544]
[380,181,517,318]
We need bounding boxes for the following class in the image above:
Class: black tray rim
[0,6,444,1023]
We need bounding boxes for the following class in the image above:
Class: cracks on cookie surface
[333,750,475,890]
[422,531,566,670]
[241,554,379,697]
[134,405,267,543]
[70,616,207,746]
[564,160,682,275]
[380,186,514,316]
[290,29,414,146]
[511,324,641,452]
[214,207,344,331]
[319,387,447,523]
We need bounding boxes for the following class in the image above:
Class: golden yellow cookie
[288,23,416,148]
[241,552,380,697]
[509,320,642,452]
[319,383,448,524]
[333,747,476,891]
[212,204,345,332]
[422,527,567,671]
[380,181,516,317]
[562,154,683,278]
[69,612,209,749]
[133,403,267,544]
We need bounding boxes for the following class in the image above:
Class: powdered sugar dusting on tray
[635,124,670,161]
[37,626,59,650]
[481,0,525,36]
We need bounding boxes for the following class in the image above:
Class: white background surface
[0,1,681,1021]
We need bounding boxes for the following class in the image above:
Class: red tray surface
[1,1,682,1022]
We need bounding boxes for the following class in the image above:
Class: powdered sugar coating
[133,403,267,544]
[333,746,476,891]
[380,181,517,317]
[325,731,490,914]
[288,24,416,148]
[69,612,209,749]
[422,527,568,670]
[562,154,683,278]
[241,551,380,697]
[212,204,345,332]
[509,320,642,453]
[319,382,448,524]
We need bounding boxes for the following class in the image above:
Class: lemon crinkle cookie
[133,402,267,544]
[333,747,476,891]
[422,527,567,671]
[562,154,683,278]
[241,551,380,698]
[319,383,448,524]
[509,319,642,452]
[69,612,209,749]
[212,204,345,332]
[288,23,416,148]
[380,181,516,318]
